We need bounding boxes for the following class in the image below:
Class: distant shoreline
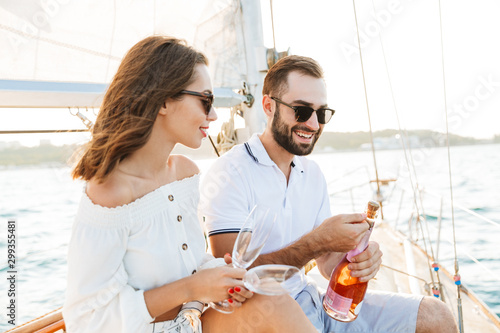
[1,130,498,166]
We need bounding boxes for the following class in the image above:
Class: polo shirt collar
[246,133,305,173]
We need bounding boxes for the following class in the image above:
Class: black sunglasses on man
[271,97,335,124]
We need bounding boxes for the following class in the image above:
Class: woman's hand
[227,285,254,307]
[221,253,254,307]
[188,265,245,304]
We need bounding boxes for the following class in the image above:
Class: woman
[63,36,316,333]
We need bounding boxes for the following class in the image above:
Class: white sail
[0,0,263,113]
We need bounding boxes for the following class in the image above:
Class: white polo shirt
[199,133,331,258]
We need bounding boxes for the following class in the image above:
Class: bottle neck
[346,228,373,262]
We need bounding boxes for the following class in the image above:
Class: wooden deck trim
[34,319,65,333]
[411,238,500,330]
[5,308,64,333]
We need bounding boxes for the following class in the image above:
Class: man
[199,55,458,332]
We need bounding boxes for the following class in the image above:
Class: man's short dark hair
[262,55,324,98]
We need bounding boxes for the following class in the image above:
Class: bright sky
[262,0,500,140]
[1,0,499,146]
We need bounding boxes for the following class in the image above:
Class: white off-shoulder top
[63,174,209,332]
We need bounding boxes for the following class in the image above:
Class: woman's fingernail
[225,253,231,257]
[234,286,241,292]
[228,288,234,294]
[227,298,233,304]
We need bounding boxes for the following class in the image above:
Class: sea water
[0,144,498,330]
[309,143,500,319]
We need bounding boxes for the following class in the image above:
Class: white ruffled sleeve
[63,201,154,333]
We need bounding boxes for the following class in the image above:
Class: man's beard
[271,107,322,156]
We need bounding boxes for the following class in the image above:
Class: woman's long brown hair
[72,36,207,182]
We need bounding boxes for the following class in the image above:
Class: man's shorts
[295,282,423,333]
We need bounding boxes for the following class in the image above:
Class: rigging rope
[270,0,277,50]
[351,0,382,215]
[437,1,464,331]
[367,0,447,302]
[416,216,439,292]
[216,106,240,154]
[381,263,429,285]
[365,0,420,223]
[0,129,88,134]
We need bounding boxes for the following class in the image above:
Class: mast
[238,0,268,138]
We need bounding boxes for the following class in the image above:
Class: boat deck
[308,222,500,332]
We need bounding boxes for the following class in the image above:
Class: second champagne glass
[209,204,276,313]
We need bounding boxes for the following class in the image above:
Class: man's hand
[347,241,382,282]
[314,213,369,253]
[210,213,372,273]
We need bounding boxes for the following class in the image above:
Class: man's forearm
[251,229,327,269]
[211,213,369,269]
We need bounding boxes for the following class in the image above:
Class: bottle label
[324,288,352,316]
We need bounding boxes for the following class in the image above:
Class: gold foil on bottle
[366,200,380,219]
[365,201,380,229]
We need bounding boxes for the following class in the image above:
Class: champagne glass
[209,204,276,313]
[243,264,304,296]
[210,205,305,313]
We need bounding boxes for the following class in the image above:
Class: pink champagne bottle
[322,201,380,322]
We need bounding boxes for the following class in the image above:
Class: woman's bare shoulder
[86,174,135,208]
[169,154,200,181]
